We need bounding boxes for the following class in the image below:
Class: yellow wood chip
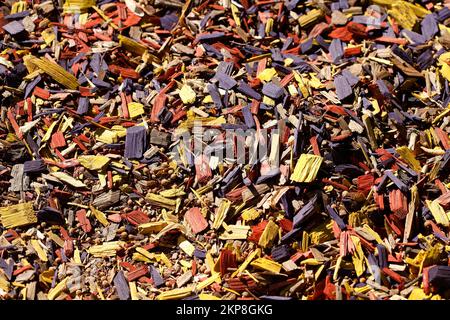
[90,205,109,227]
[298,8,323,27]
[78,155,110,171]
[179,239,195,256]
[409,288,431,300]
[31,239,48,262]
[47,231,65,247]
[250,257,282,274]
[73,248,82,264]
[396,146,421,171]
[291,154,323,183]
[95,129,118,144]
[199,293,220,300]
[88,241,124,257]
[128,102,145,118]
[179,84,196,104]
[196,273,221,291]
[0,202,37,228]
[159,188,186,198]
[41,120,58,143]
[48,277,69,300]
[426,199,450,227]
[241,208,260,222]
[258,220,279,248]
[213,199,231,229]
[146,193,177,210]
[156,287,192,300]
[350,235,365,277]
[51,171,86,188]
[219,224,250,240]
[138,221,168,234]
[135,247,155,260]
[388,2,417,30]
[257,68,277,82]
[129,281,138,300]
[232,248,260,278]
[23,56,78,90]
[157,252,173,268]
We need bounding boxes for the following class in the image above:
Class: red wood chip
[185,207,208,234]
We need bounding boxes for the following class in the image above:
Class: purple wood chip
[285,0,300,11]
[401,29,426,44]
[300,38,313,53]
[293,195,317,228]
[70,52,86,67]
[280,193,294,218]
[200,12,212,29]
[221,123,248,130]
[25,75,42,98]
[90,53,108,74]
[24,159,46,173]
[417,49,434,70]
[367,254,382,283]
[0,258,14,280]
[92,77,111,89]
[160,13,178,30]
[282,37,293,51]
[51,268,58,288]
[334,164,364,176]
[316,35,329,50]
[437,7,450,22]
[271,48,284,62]
[376,173,389,193]
[222,166,240,186]
[385,170,409,193]
[281,226,301,242]
[376,79,390,97]
[202,43,223,59]
[255,168,280,184]
[428,266,450,289]
[92,111,105,123]
[396,162,418,178]
[196,32,226,42]
[241,105,255,128]
[4,10,31,20]
[237,81,261,100]
[326,205,346,230]
[113,270,130,300]
[342,69,359,87]
[262,82,284,99]
[383,26,396,38]
[2,20,25,35]
[329,38,344,63]
[25,133,39,155]
[216,73,237,90]
[193,249,206,259]
[207,83,223,109]
[352,15,371,25]
[271,245,291,262]
[216,61,234,76]
[340,0,349,9]
[77,97,89,115]
[421,14,438,40]
[330,3,340,11]
[124,126,147,159]
[149,265,165,288]
[258,21,265,38]
[376,244,388,268]
[334,74,353,100]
